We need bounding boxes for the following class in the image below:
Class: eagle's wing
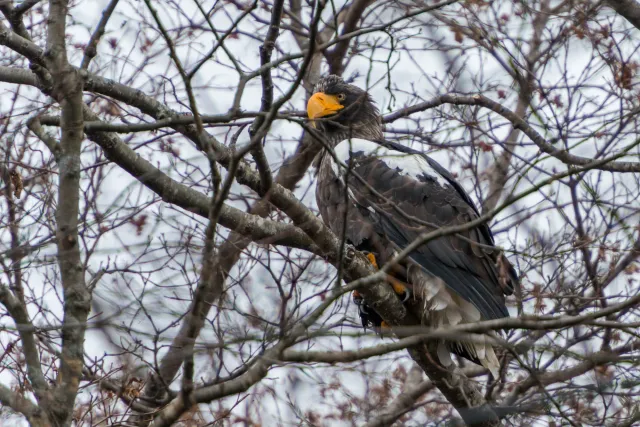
[316,138,517,322]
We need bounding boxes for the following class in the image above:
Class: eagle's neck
[323,116,384,147]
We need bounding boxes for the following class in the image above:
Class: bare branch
[73,109,319,251]
[2,1,640,425]
[0,283,50,407]
[606,0,640,30]
[247,0,286,193]
[0,382,49,427]
[43,1,91,423]
[385,94,640,173]
[14,0,43,16]
[80,0,119,69]
[326,0,376,75]
[364,372,435,427]
[144,0,204,134]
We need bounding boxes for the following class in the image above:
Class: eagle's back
[316,138,518,375]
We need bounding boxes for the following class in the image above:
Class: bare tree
[1,0,640,425]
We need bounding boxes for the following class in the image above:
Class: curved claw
[365,252,379,269]
[388,276,411,302]
[399,287,411,303]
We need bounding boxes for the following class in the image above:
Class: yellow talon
[364,252,410,300]
[366,252,378,269]
[387,275,409,297]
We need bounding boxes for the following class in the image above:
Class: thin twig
[80,0,120,69]
[248,0,286,193]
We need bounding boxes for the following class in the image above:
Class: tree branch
[326,0,376,75]
[44,1,91,424]
[69,110,320,251]
[0,283,50,408]
[606,0,640,30]
[247,0,286,193]
[135,0,330,413]
[80,0,119,69]
[0,382,49,427]
[364,376,434,427]
[384,94,640,173]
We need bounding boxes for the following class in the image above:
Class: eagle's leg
[366,252,379,268]
[387,276,411,302]
[353,252,413,332]
[353,253,376,306]
[365,252,410,301]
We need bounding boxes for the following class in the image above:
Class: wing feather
[317,139,517,321]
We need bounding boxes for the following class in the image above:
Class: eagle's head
[307,75,382,142]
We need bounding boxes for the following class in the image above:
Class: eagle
[307,75,518,376]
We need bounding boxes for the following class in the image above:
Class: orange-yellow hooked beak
[307,92,344,125]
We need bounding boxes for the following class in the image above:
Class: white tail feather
[437,342,453,367]
[480,344,500,378]
[412,270,501,377]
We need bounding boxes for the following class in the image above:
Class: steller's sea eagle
[307,75,518,376]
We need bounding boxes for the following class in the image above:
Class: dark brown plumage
[308,75,518,375]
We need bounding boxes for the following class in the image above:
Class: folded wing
[316,138,517,322]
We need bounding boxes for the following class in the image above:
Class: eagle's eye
[337,93,346,101]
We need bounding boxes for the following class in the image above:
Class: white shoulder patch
[331,138,450,188]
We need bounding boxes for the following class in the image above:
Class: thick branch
[364,377,434,427]
[44,1,91,424]
[606,0,640,30]
[0,382,49,427]
[70,110,319,251]
[326,0,376,75]
[0,284,50,408]
[0,66,41,86]
[281,331,501,364]
[137,0,330,412]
